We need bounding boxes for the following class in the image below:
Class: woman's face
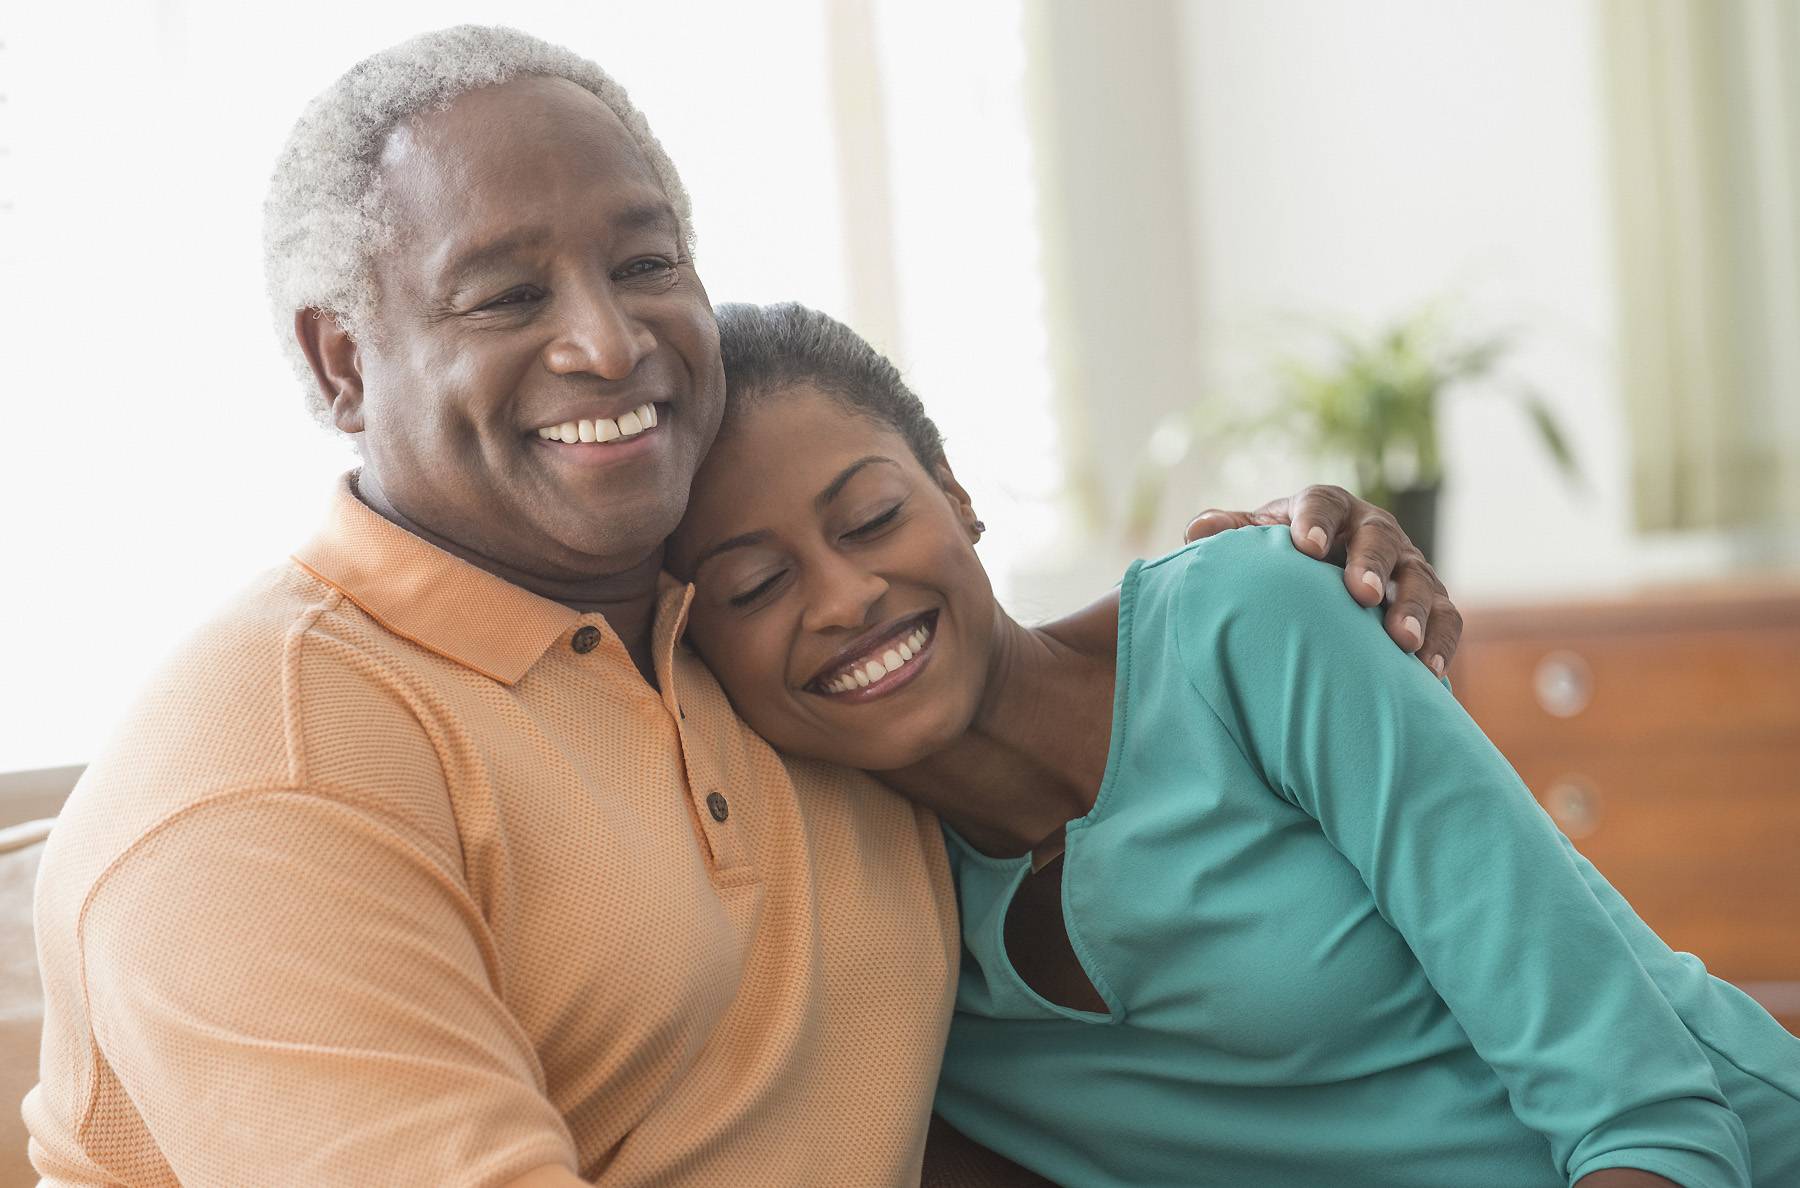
[668,383,998,770]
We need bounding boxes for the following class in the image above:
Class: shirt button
[706,791,730,822]
[571,625,601,654]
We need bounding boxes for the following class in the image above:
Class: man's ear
[932,461,981,540]
[294,308,367,434]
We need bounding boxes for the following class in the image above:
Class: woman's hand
[1184,484,1462,677]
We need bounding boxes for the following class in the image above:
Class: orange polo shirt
[26,474,959,1187]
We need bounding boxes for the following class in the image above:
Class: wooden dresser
[1450,584,1800,1035]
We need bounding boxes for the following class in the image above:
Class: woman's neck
[877,594,1119,857]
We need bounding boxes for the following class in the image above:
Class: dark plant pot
[1389,484,1441,562]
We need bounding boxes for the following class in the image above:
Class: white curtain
[1601,0,1800,534]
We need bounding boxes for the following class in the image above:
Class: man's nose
[801,554,890,635]
[542,282,655,380]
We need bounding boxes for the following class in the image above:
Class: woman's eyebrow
[691,529,773,574]
[691,457,902,574]
[817,456,900,508]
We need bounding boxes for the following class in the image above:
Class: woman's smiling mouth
[809,610,938,701]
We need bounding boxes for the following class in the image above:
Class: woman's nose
[800,556,889,635]
[542,283,656,379]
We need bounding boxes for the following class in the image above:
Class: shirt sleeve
[78,790,579,1188]
[1169,527,1751,1188]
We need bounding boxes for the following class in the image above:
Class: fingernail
[1306,526,1328,551]
[1197,511,1229,521]
[1361,570,1384,597]
[1403,616,1422,648]
[1431,655,1446,677]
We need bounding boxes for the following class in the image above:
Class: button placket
[666,678,744,872]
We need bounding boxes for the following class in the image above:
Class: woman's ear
[932,461,984,542]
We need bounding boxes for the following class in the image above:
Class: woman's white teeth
[536,403,659,443]
[826,623,932,693]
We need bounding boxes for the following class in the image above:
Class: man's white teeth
[825,623,932,693]
[536,402,659,443]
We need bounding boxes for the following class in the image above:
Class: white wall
[1173,0,1741,598]
[0,1,1054,772]
[0,2,850,773]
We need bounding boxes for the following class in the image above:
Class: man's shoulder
[108,558,425,756]
[55,562,453,873]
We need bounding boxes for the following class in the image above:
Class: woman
[667,303,1800,1188]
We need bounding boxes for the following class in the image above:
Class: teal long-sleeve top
[935,527,1800,1188]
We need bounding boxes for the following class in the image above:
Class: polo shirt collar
[293,473,691,686]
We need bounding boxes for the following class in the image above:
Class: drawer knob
[1533,650,1593,718]
[1544,778,1602,838]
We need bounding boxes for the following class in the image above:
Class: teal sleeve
[1170,528,1751,1188]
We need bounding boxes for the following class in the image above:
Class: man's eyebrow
[439,204,677,287]
[442,228,551,285]
[615,201,679,236]
[817,456,900,508]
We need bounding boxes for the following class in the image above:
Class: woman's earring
[971,519,987,539]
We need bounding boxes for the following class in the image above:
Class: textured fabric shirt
[26,473,959,1187]
[937,526,1800,1188]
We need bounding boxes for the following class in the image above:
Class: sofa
[2,765,79,1188]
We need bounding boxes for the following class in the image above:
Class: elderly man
[26,25,1459,1187]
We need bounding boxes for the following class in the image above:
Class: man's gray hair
[263,24,695,422]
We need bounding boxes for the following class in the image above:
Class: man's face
[347,75,725,578]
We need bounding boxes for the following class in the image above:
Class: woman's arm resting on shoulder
[1184,483,1461,676]
[1173,530,1751,1188]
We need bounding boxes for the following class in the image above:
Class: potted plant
[1130,305,1580,559]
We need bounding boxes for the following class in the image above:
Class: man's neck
[352,470,663,680]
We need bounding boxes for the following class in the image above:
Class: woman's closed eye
[844,502,905,541]
[729,570,788,609]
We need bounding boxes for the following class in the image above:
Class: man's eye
[479,286,543,310]
[616,257,676,281]
[844,504,903,540]
[729,571,785,608]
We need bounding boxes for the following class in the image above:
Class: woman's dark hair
[712,302,947,471]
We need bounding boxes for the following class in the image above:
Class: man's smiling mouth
[533,401,662,444]
[809,610,937,697]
